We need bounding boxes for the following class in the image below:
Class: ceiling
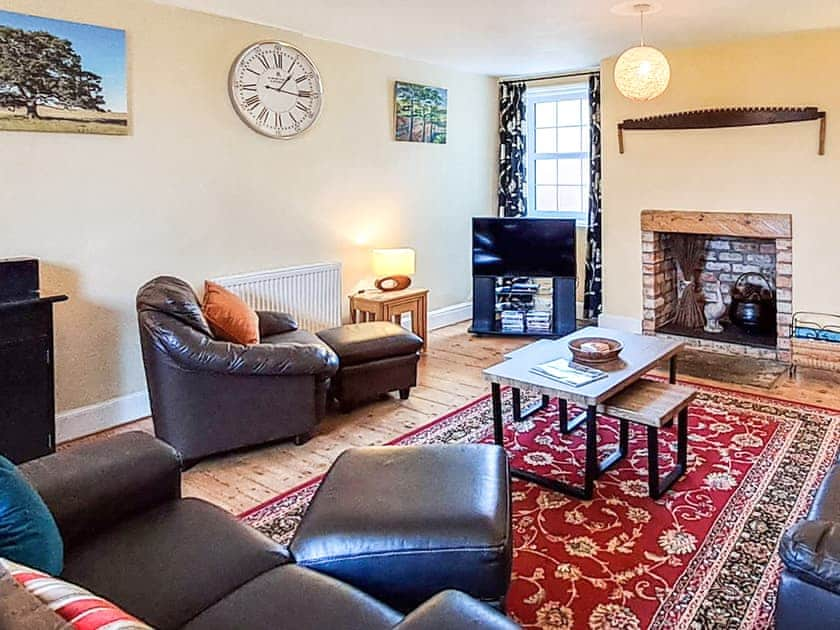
[154,1,840,76]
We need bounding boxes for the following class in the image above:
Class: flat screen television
[472,217,576,278]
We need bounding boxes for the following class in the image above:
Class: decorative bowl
[568,337,623,364]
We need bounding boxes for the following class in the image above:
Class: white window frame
[525,83,590,227]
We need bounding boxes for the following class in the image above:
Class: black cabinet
[470,276,576,338]
[0,295,67,463]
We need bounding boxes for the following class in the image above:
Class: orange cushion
[201,281,260,345]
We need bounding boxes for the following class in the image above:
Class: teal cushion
[0,456,63,575]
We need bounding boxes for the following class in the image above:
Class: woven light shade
[614,44,670,102]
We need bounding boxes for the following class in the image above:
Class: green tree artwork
[395,81,447,144]
[0,10,128,135]
[0,26,105,118]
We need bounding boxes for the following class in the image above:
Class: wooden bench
[602,380,697,499]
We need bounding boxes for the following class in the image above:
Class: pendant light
[613,3,670,102]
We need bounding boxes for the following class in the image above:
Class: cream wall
[601,29,840,327]
[0,0,497,422]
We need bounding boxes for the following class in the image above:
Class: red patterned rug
[240,383,840,629]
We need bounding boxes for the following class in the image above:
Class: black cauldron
[729,272,776,335]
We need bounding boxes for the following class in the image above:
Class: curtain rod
[498,68,599,84]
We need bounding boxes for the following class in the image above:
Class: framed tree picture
[394,81,447,144]
[0,10,128,135]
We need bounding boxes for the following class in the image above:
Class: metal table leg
[663,354,679,428]
[559,398,587,434]
[491,383,596,500]
[511,388,550,422]
[491,383,504,446]
[595,418,628,478]
[647,407,689,499]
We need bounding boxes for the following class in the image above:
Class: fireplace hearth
[641,210,792,363]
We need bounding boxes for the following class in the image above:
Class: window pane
[556,126,582,153]
[535,102,556,128]
[535,159,557,185]
[536,186,557,212]
[556,99,581,126]
[557,158,582,185]
[557,186,582,212]
[535,128,556,153]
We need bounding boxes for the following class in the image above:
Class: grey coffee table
[483,326,684,499]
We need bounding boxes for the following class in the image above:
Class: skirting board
[56,390,150,444]
[598,313,643,333]
[428,301,472,331]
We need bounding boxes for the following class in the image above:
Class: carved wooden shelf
[618,107,826,155]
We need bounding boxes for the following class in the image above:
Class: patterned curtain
[498,82,527,217]
[583,73,603,319]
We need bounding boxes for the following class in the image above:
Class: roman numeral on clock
[295,102,311,115]
[256,54,270,70]
[243,95,261,111]
[256,107,270,125]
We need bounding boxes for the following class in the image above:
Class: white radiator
[213,262,342,332]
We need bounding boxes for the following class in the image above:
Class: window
[526,83,590,225]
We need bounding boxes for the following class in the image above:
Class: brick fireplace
[641,210,792,363]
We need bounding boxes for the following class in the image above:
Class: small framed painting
[394,81,447,144]
[0,10,128,135]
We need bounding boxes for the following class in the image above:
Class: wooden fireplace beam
[618,107,826,155]
[640,210,792,239]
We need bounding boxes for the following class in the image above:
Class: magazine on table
[530,357,608,387]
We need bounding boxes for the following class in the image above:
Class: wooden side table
[350,288,429,351]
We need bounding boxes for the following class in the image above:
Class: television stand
[470,275,576,338]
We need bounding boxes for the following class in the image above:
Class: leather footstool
[289,444,512,612]
[317,322,423,412]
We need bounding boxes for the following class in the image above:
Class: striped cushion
[1,558,152,629]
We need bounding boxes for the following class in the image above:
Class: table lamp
[372,248,415,291]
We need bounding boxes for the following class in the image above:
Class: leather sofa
[13,432,518,630]
[776,457,840,629]
[137,276,339,463]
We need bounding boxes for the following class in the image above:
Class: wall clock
[228,41,323,139]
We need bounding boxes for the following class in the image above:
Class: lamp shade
[372,248,415,276]
[614,45,670,102]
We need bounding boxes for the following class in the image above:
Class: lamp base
[375,275,412,291]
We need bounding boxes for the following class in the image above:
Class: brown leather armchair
[136,276,339,464]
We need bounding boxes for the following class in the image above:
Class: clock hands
[263,85,318,99]
[277,75,292,92]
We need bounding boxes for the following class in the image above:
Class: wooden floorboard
[71,322,840,515]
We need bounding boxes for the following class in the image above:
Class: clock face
[229,41,323,139]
